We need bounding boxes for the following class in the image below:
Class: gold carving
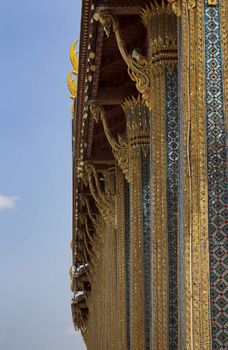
[94,12,150,108]
[77,220,97,263]
[79,193,103,238]
[70,265,89,293]
[90,104,129,181]
[188,0,197,9]
[208,0,218,4]
[122,95,150,155]
[71,294,88,333]
[141,2,178,75]
[67,40,79,117]
[126,52,150,109]
[78,214,98,247]
[167,0,182,16]
[75,194,105,283]
[84,163,115,227]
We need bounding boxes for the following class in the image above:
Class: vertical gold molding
[150,68,168,350]
[107,171,118,350]
[129,152,145,350]
[181,4,191,348]
[115,167,127,350]
[160,70,169,350]
[196,2,212,347]
[181,1,212,349]
[150,72,158,350]
[156,70,164,349]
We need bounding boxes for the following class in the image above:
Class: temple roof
[71,0,153,269]
[73,0,152,164]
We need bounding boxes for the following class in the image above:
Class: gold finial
[70,40,79,72]
[67,40,79,118]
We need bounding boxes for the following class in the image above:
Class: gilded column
[181,1,212,349]
[83,165,117,350]
[90,104,131,349]
[124,179,131,350]
[141,3,178,349]
[115,167,131,350]
[122,96,151,350]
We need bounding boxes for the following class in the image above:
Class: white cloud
[0,195,19,210]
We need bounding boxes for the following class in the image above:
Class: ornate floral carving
[122,95,150,156]
[141,2,178,74]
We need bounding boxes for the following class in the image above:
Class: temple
[68,1,227,349]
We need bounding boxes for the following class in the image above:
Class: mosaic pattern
[204,2,228,349]
[124,181,131,350]
[165,67,179,350]
[141,153,152,350]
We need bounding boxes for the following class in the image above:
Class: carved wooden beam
[96,5,141,15]
[88,97,122,105]
[96,80,135,100]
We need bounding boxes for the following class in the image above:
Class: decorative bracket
[90,103,130,181]
[79,193,103,237]
[84,163,116,228]
[94,12,150,108]
[71,294,88,333]
[78,213,98,248]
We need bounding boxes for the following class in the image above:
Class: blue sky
[0,0,86,349]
